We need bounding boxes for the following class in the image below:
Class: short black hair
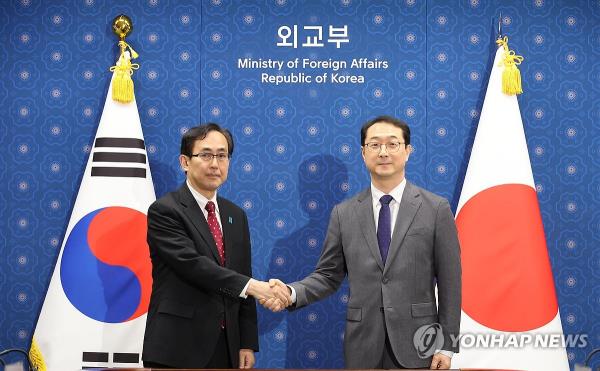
[360,115,411,146]
[180,123,234,157]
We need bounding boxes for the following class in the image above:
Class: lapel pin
[228,216,233,224]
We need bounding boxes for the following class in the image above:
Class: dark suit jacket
[290,182,461,368]
[142,184,258,368]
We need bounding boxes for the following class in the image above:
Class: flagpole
[497,13,502,40]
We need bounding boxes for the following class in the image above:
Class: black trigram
[81,351,140,368]
[91,137,147,178]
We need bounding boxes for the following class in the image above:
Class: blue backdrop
[1,0,598,369]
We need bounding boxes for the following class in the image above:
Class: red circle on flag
[457,184,558,332]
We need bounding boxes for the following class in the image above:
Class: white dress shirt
[187,180,222,230]
[370,179,407,236]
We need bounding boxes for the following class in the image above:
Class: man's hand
[239,349,255,369]
[246,279,291,307]
[258,279,292,312]
[430,352,451,369]
[259,297,284,312]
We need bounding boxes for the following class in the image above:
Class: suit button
[382,277,389,284]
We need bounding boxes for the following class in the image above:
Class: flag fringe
[29,338,47,371]
[496,36,524,96]
[109,40,139,103]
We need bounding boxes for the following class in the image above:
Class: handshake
[246,278,292,312]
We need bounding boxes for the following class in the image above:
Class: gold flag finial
[110,14,139,103]
[112,14,132,40]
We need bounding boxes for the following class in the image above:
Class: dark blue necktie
[377,195,394,264]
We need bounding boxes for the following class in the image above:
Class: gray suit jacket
[290,182,461,368]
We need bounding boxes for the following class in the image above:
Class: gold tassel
[496,36,524,95]
[29,338,47,371]
[109,40,140,103]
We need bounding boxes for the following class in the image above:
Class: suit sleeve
[433,199,462,353]
[290,205,347,308]
[147,200,250,298]
[237,211,259,351]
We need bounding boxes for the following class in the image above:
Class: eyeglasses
[190,152,230,162]
[363,142,405,153]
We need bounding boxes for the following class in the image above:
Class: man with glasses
[265,116,461,369]
[142,123,290,369]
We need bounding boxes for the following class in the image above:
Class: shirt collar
[371,178,407,205]
[186,180,219,214]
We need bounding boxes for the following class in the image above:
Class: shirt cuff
[288,285,297,303]
[435,349,454,358]
[239,279,251,298]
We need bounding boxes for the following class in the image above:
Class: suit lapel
[384,181,421,273]
[217,197,234,268]
[177,184,221,263]
[356,188,384,271]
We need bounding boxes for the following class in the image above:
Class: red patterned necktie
[205,201,225,266]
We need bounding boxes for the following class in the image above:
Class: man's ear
[406,144,413,160]
[179,154,189,172]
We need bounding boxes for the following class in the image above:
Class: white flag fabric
[32,74,155,370]
[452,44,570,371]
